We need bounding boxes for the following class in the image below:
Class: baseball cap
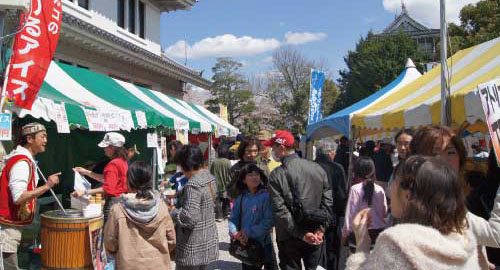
[98,132,125,148]
[262,130,294,147]
[256,130,272,141]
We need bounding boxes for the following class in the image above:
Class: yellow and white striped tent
[352,37,500,135]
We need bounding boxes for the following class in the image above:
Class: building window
[139,1,145,38]
[118,0,125,28]
[117,0,146,38]
[128,0,136,34]
[77,0,89,9]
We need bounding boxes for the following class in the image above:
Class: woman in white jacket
[347,156,481,270]
[411,125,500,254]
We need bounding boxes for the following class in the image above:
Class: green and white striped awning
[11,61,239,135]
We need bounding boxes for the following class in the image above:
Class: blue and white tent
[306,59,422,141]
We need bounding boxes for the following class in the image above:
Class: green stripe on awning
[133,85,203,131]
[57,63,173,129]
[167,97,220,132]
[188,103,228,134]
[39,81,89,128]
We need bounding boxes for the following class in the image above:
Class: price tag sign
[0,113,12,141]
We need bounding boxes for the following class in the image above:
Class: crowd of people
[1,121,500,270]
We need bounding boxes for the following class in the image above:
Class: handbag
[229,195,265,266]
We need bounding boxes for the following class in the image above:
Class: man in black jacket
[334,136,350,173]
[315,142,348,270]
[264,130,333,270]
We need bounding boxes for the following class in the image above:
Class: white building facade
[52,0,210,98]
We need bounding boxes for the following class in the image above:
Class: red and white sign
[3,0,63,109]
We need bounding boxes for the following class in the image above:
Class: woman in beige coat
[347,156,481,270]
[104,161,176,270]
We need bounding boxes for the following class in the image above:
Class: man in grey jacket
[264,130,333,270]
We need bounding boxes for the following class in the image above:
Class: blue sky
[160,0,479,82]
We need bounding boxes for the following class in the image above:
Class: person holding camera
[264,130,333,270]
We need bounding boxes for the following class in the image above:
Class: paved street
[172,219,284,270]
[209,219,244,270]
[171,219,243,270]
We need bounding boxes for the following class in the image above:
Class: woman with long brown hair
[410,125,500,267]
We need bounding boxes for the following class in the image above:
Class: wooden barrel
[40,209,103,270]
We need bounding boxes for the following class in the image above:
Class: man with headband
[0,122,60,270]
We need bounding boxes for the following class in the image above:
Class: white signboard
[119,111,134,131]
[135,111,147,128]
[84,109,105,131]
[147,132,158,148]
[42,98,70,133]
[478,78,500,165]
[84,108,134,132]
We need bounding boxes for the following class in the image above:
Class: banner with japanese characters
[3,0,62,109]
[478,78,500,165]
[308,69,325,125]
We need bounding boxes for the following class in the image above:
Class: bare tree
[267,46,334,134]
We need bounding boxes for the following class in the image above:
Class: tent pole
[208,134,213,167]
[347,125,355,190]
[440,0,451,126]
[152,129,158,189]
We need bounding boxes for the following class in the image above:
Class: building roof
[61,12,212,89]
[151,0,197,12]
[382,5,439,36]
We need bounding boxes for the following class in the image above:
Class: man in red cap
[263,130,333,270]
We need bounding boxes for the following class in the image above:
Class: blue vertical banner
[308,69,326,124]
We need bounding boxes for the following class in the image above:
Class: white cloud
[383,0,481,28]
[165,32,328,60]
[164,34,280,60]
[284,31,327,45]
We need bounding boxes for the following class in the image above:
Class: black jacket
[315,156,348,218]
[268,153,333,242]
[334,144,350,174]
[373,151,393,182]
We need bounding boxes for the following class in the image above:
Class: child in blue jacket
[228,164,278,270]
